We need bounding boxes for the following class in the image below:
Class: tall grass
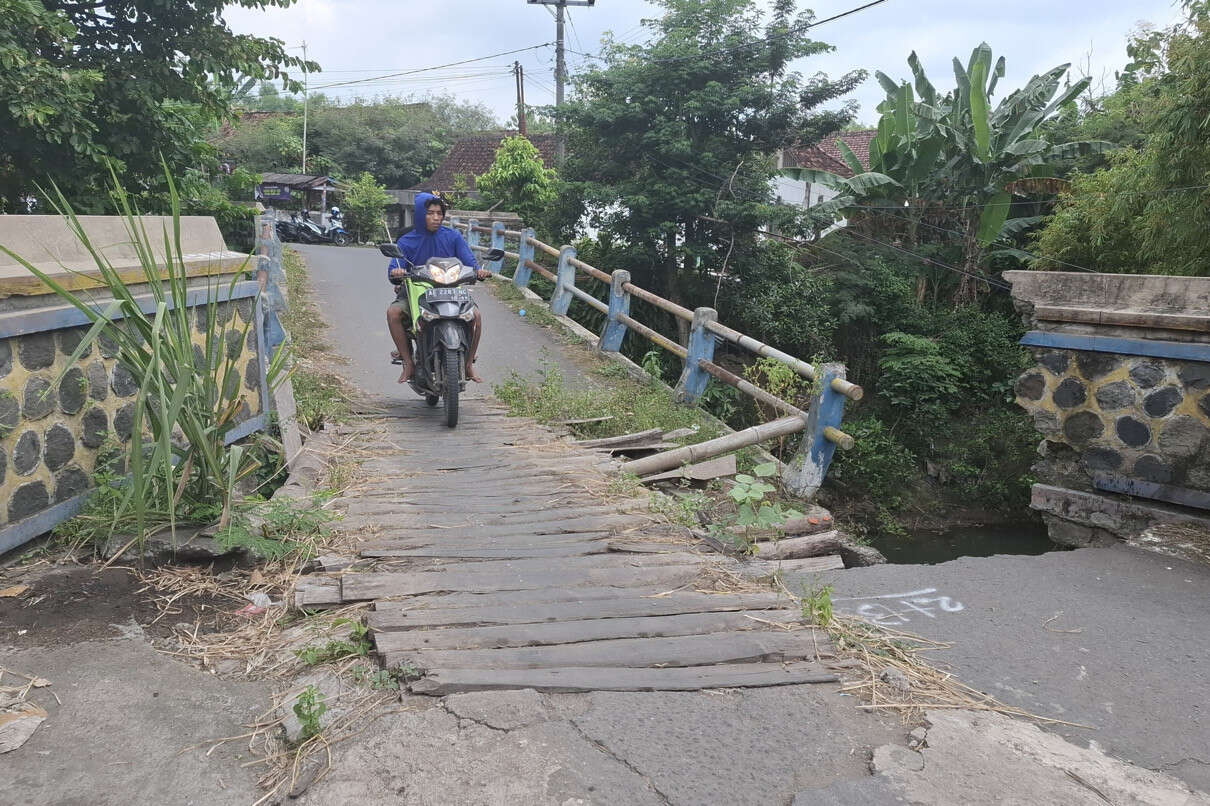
[0,167,290,545]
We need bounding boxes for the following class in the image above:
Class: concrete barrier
[1005,270,1210,548]
[0,215,273,554]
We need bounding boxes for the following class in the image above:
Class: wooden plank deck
[320,399,845,694]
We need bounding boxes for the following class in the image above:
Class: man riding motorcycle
[386,192,491,384]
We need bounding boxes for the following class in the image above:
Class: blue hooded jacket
[386,191,478,278]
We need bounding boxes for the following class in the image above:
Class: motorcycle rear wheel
[442,349,460,428]
[424,393,438,407]
[333,233,349,246]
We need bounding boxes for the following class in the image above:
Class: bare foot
[398,365,414,384]
[466,364,484,383]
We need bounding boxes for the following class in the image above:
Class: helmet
[330,206,340,214]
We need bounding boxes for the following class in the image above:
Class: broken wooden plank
[357,532,616,553]
[606,442,679,455]
[341,562,703,602]
[337,516,651,541]
[361,543,610,560]
[368,591,791,629]
[662,427,699,441]
[293,577,342,610]
[752,531,844,560]
[554,416,615,426]
[755,555,845,573]
[395,630,821,671]
[640,454,737,484]
[573,429,663,449]
[408,661,839,694]
[374,610,808,653]
[372,584,679,613]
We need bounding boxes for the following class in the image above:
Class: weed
[801,583,834,627]
[297,619,372,666]
[214,495,334,560]
[351,666,407,691]
[281,247,353,429]
[649,490,710,528]
[292,685,327,741]
[606,472,643,499]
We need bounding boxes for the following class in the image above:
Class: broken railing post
[514,228,536,289]
[551,245,577,316]
[489,221,506,274]
[466,219,480,253]
[674,307,718,405]
[782,362,854,500]
[598,269,632,352]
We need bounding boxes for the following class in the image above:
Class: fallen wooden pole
[621,415,806,477]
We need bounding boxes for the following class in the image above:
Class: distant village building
[255,173,341,214]
[774,129,876,208]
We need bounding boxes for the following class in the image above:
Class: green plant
[730,462,803,530]
[292,685,327,742]
[4,167,292,546]
[297,619,372,666]
[801,583,834,627]
[341,171,393,243]
[640,349,665,380]
[215,495,335,560]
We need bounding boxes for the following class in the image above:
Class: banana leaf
[969,57,991,161]
[977,190,1013,246]
[836,139,865,175]
[908,51,937,106]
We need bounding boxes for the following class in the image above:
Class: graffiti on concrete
[834,587,964,627]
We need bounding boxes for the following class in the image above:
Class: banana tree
[791,44,1112,300]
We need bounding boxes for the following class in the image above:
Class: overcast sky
[224,0,1184,126]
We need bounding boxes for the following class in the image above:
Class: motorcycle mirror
[484,248,505,262]
[378,243,405,259]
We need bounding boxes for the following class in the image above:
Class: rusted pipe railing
[529,238,561,259]
[622,282,694,322]
[569,256,611,283]
[622,415,808,477]
[525,259,557,282]
[706,320,863,401]
[502,229,524,237]
[616,313,688,358]
[567,284,609,314]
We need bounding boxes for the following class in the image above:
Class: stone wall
[1005,270,1210,548]
[0,301,264,529]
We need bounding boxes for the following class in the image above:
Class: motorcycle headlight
[420,308,439,321]
[459,310,475,321]
[428,265,459,284]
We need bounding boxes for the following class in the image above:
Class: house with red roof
[774,129,875,208]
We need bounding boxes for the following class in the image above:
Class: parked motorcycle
[296,210,350,246]
[378,242,504,427]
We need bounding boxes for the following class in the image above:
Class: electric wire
[309,43,554,90]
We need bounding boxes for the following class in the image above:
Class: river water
[869,523,1064,565]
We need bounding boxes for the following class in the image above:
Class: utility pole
[527,0,595,164]
[514,61,528,136]
[301,40,309,174]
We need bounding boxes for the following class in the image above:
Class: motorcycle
[274,213,307,243]
[296,210,350,246]
[378,242,505,427]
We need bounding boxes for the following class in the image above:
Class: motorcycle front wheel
[333,232,349,246]
[442,348,460,428]
[424,393,438,407]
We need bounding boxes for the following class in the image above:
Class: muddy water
[869,523,1064,565]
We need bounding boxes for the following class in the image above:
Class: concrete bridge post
[598,270,631,353]
[466,219,480,253]
[513,228,536,289]
[551,245,577,316]
[674,307,718,405]
[489,221,506,274]
[782,362,848,500]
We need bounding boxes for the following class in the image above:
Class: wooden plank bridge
[301,398,851,696]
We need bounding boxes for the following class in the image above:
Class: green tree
[475,136,557,227]
[0,0,314,210]
[341,172,392,243]
[557,0,863,317]
[1033,1,1210,275]
[797,43,1101,300]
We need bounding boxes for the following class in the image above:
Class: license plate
[425,288,470,301]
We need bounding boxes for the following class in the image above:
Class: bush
[826,416,919,511]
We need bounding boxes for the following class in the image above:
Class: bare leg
[466,309,484,383]
[386,305,415,383]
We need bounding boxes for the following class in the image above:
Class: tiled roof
[784,129,877,178]
[411,131,558,192]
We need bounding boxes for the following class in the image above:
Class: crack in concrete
[440,701,512,734]
[568,719,673,806]
[1156,756,1210,771]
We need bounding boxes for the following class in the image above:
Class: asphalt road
[295,242,1210,795]
[294,243,592,405]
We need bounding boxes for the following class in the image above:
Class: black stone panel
[235,297,254,324]
[86,361,108,400]
[13,430,40,475]
[81,408,109,449]
[57,327,93,359]
[1116,416,1152,448]
[8,481,49,522]
[245,356,261,393]
[1094,381,1134,411]
[225,329,245,361]
[18,332,56,370]
[1063,411,1104,445]
[98,332,119,358]
[54,466,92,503]
[1143,386,1182,419]
[44,423,75,471]
[1179,363,1210,391]
[114,402,136,442]
[0,339,12,379]
[0,393,18,438]
[22,376,57,420]
[1133,455,1174,484]
[1200,393,1210,419]
[1083,447,1123,471]
[1038,350,1069,375]
[1075,351,1118,380]
[59,367,87,415]
[111,364,139,398]
[1129,362,1165,389]
[1016,372,1045,401]
[0,446,6,486]
[1053,378,1087,409]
